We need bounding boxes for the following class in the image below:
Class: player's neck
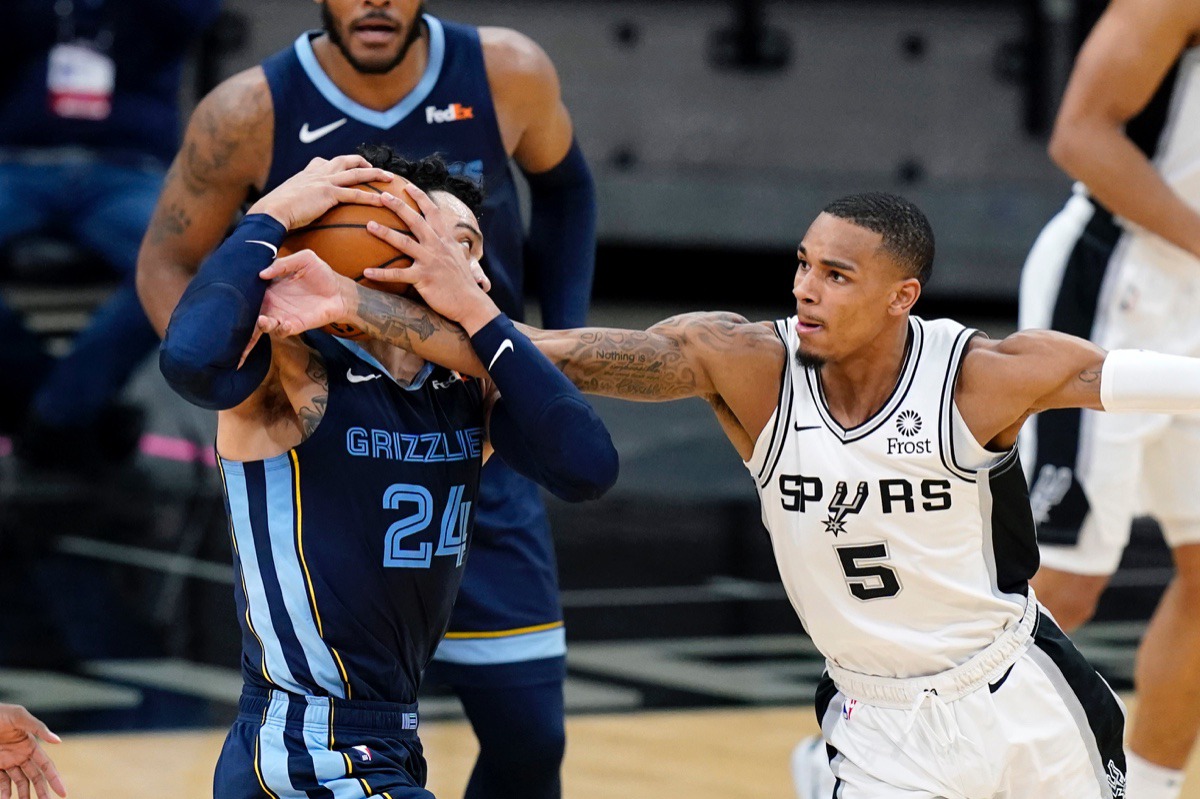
[817,318,911,428]
[361,339,428,386]
[311,32,431,112]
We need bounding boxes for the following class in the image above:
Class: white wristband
[1100,349,1200,413]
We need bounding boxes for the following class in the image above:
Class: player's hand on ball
[0,704,66,799]
[247,155,394,231]
[363,185,498,332]
[253,250,355,343]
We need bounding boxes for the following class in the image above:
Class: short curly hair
[822,192,935,286]
[356,143,485,219]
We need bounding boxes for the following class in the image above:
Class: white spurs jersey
[745,316,1039,679]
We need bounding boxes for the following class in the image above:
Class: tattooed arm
[136,67,273,336]
[956,330,1109,451]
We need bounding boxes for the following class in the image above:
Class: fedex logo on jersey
[426,102,474,124]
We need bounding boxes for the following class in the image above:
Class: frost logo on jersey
[426,102,474,123]
[887,409,931,455]
[1107,760,1126,798]
[352,745,373,762]
[824,480,868,536]
[895,410,922,436]
[1029,464,1073,524]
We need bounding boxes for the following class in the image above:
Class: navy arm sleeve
[473,314,618,502]
[159,214,284,411]
[522,139,597,329]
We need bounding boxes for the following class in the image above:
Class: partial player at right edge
[256,187,1193,797]
[1019,1,1200,797]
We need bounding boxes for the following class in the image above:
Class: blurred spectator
[0,0,220,470]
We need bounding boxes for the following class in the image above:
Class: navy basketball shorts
[215,687,434,799]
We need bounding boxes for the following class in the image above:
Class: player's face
[318,0,425,75]
[430,191,485,269]
[791,213,915,366]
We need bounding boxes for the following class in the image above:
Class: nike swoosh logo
[988,664,1015,693]
[794,423,821,432]
[246,240,278,257]
[346,369,381,384]
[299,118,348,144]
[487,339,514,371]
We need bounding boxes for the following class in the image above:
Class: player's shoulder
[194,65,273,130]
[478,27,559,94]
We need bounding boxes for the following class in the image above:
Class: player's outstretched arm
[159,157,391,410]
[1048,0,1200,258]
[959,329,1200,449]
[0,703,67,799]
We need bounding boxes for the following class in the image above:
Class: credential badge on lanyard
[47,0,115,121]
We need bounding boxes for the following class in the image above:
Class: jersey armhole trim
[938,328,981,483]
[756,319,794,488]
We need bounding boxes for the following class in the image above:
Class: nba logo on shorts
[841,698,858,721]
[352,745,373,762]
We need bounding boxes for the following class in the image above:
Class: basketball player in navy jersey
[135,3,596,797]
[253,188,1200,796]
[155,151,616,798]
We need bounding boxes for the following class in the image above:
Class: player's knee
[1032,569,1107,632]
[480,712,564,773]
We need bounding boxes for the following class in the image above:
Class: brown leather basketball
[277,178,418,340]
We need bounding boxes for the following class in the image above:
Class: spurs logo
[1107,760,1125,798]
[824,480,868,536]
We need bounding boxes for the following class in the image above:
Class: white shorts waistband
[825,593,1039,709]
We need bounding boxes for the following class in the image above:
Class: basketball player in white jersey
[1016,2,1200,797]
[247,183,1200,797]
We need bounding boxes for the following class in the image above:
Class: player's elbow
[548,420,619,503]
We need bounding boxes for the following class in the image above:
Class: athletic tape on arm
[1100,349,1200,413]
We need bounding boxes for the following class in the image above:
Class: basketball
[277,178,419,340]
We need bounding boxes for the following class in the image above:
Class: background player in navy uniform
[135,2,596,797]
[153,151,615,798]
[1019,1,1200,797]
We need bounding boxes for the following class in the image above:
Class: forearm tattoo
[525,312,753,401]
[350,286,475,363]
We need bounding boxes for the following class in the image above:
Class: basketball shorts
[214,687,433,799]
[1020,187,1200,575]
[815,609,1126,798]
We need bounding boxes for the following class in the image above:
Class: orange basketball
[277,178,419,340]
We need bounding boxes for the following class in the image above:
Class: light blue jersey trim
[302,701,366,799]
[263,462,347,698]
[259,692,301,797]
[335,337,434,391]
[293,15,446,130]
[432,627,567,665]
[226,469,304,694]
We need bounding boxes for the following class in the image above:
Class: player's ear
[888,277,921,316]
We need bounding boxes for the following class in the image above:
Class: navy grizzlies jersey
[262,15,524,320]
[260,14,565,653]
[218,333,485,702]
